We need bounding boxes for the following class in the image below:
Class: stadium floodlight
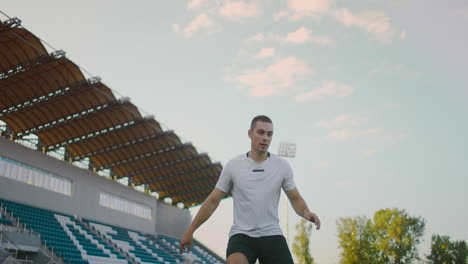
[278,142,296,158]
[277,142,296,244]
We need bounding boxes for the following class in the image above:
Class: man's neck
[248,150,268,162]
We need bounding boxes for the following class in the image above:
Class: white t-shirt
[215,153,296,238]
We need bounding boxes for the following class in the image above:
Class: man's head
[248,115,274,155]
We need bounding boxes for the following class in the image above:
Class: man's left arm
[285,188,321,230]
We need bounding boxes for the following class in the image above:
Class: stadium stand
[0,198,225,264]
[0,198,130,264]
[0,12,225,264]
[87,220,179,264]
[0,212,12,226]
[155,235,223,264]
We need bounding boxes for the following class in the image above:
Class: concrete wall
[0,137,191,236]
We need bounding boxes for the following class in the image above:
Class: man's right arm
[179,188,226,253]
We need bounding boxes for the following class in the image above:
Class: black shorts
[226,234,294,264]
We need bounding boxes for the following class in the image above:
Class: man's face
[249,121,273,154]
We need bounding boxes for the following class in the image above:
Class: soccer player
[180,115,320,264]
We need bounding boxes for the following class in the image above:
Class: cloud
[330,8,397,42]
[246,28,334,45]
[316,114,368,129]
[234,56,315,96]
[246,33,268,42]
[187,0,205,10]
[173,13,219,37]
[295,81,353,102]
[287,0,335,12]
[274,11,289,22]
[274,0,399,43]
[336,181,354,187]
[275,0,334,21]
[326,128,384,141]
[283,27,335,45]
[218,1,262,21]
[399,30,406,40]
[253,48,275,59]
[274,0,335,21]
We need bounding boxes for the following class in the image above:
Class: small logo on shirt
[252,169,264,172]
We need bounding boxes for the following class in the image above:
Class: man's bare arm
[285,188,321,230]
[179,188,226,253]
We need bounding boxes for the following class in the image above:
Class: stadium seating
[0,199,129,264]
[155,234,223,264]
[87,220,178,264]
[0,198,224,264]
[0,212,12,226]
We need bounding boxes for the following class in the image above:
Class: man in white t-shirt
[179,115,320,264]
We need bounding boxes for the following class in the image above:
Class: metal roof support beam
[47,117,150,152]
[17,99,127,137]
[0,79,97,117]
[142,163,216,186]
[0,17,22,30]
[102,143,193,170]
[125,153,208,178]
[0,50,65,80]
[168,183,216,198]
[75,130,175,160]
[149,172,217,192]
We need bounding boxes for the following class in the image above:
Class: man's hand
[179,231,193,254]
[304,211,321,230]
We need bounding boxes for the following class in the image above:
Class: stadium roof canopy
[0,17,222,208]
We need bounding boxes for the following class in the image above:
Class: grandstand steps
[145,234,183,263]
[147,235,184,263]
[1,199,223,264]
[0,206,14,227]
[1,207,65,264]
[88,221,180,264]
[0,249,16,264]
[0,207,18,230]
[78,219,136,264]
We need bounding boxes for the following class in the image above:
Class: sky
[2,0,468,263]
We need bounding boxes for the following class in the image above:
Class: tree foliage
[292,218,314,264]
[372,208,425,264]
[337,208,425,264]
[337,215,377,264]
[426,235,468,264]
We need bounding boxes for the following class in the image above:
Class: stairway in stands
[87,220,178,264]
[0,198,224,264]
[151,234,223,264]
[0,198,130,264]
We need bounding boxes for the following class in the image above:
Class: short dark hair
[250,115,273,130]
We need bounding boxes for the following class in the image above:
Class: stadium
[0,14,225,264]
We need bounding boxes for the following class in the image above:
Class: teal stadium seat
[87,220,178,264]
[0,198,222,264]
[0,212,13,225]
[0,199,129,264]
[156,234,223,264]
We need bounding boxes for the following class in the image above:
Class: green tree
[427,235,454,264]
[452,240,468,264]
[337,215,377,264]
[292,219,314,264]
[427,235,468,264]
[337,208,425,264]
[372,208,425,264]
